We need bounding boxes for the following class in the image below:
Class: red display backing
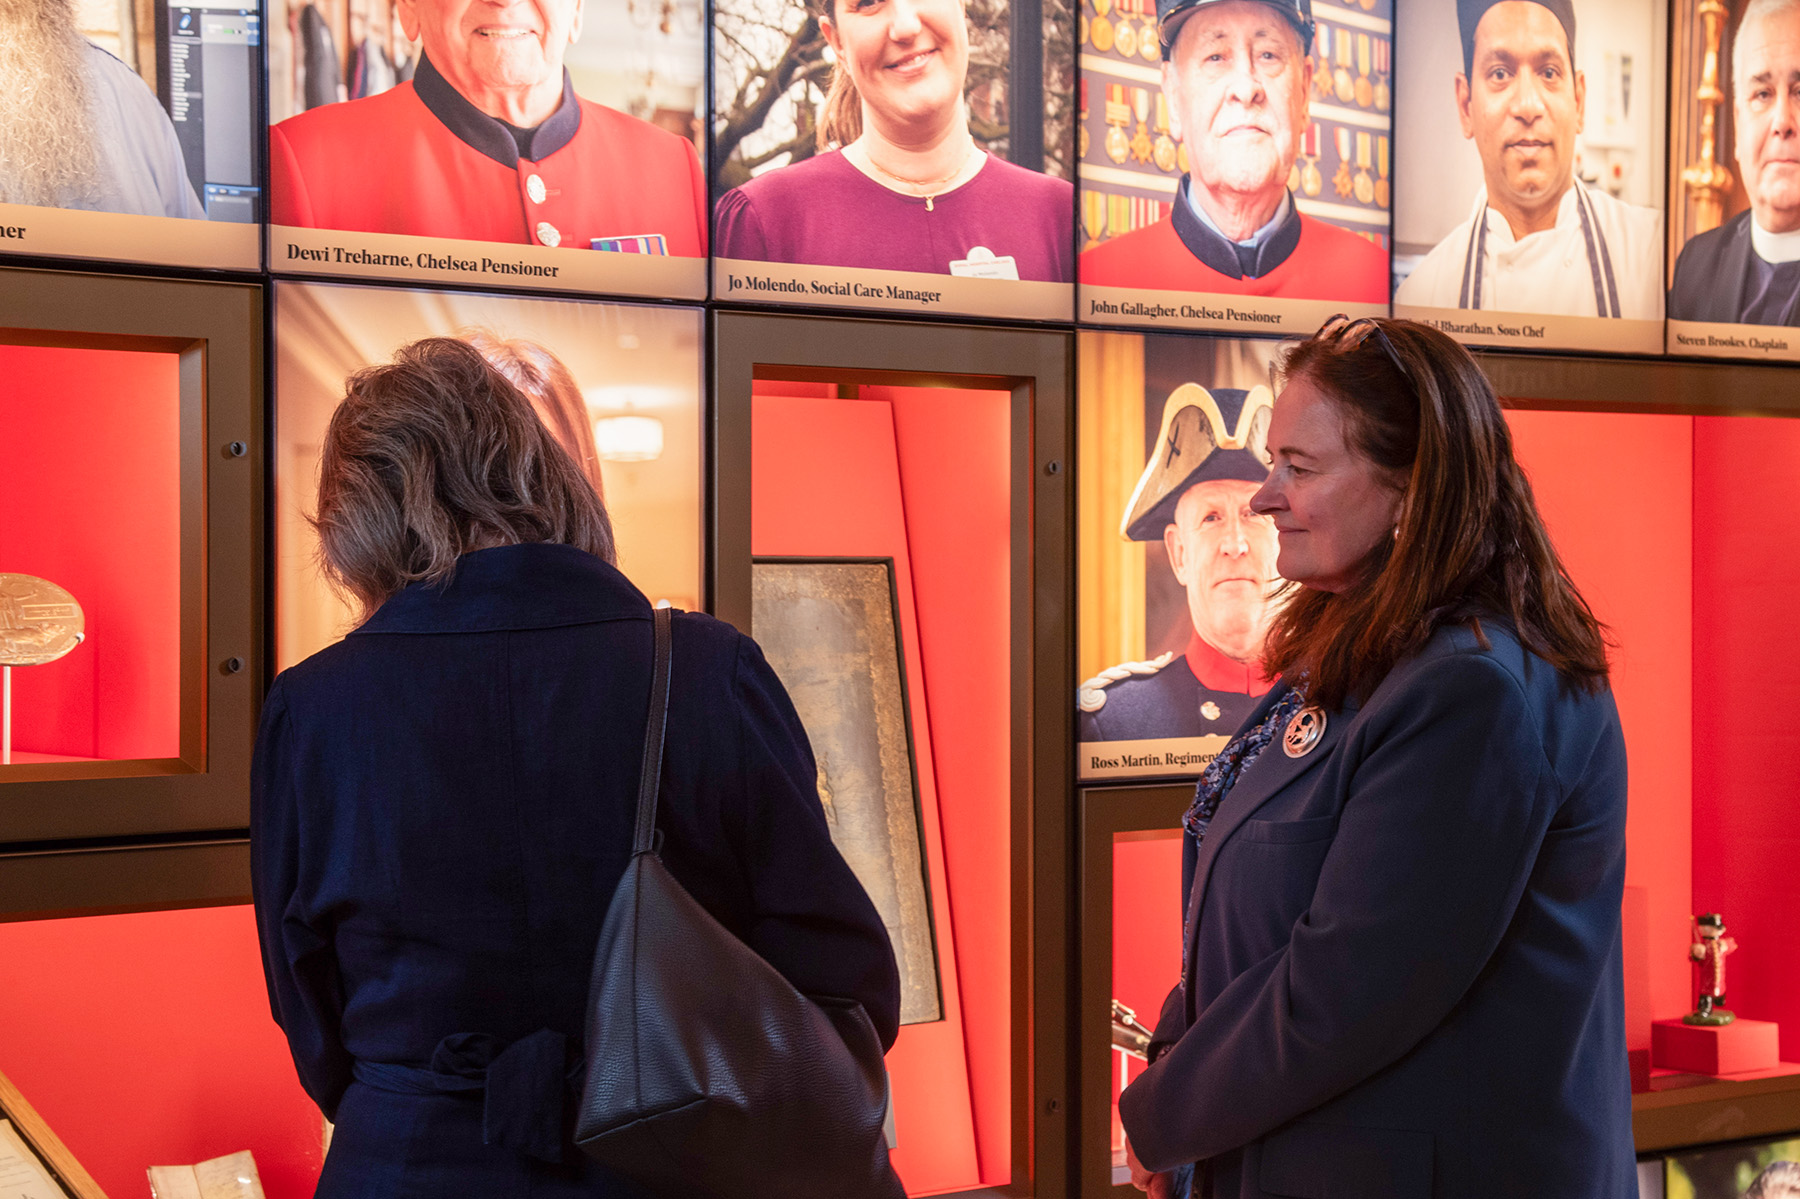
[753,387,1012,1193]
[0,344,181,761]
[0,907,323,1198]
[1507,410,1696,1037]
[1693,416,1800,1062]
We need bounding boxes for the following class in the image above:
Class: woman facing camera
[714,0,1073,282]
[251,338,899,1196]
[1122,318,1635,1198]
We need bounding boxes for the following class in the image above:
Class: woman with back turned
[1122,317,1635,1198]
[251,338,900,1196]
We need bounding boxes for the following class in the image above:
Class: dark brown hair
[1262,318,1610,710]
[460,329,607,500]
[313,337,616,621]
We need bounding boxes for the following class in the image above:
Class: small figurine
[1684,912,1739,1026]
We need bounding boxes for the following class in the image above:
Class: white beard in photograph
[0,0,101,208]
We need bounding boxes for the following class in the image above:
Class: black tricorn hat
[1121,384,1275,542]
[1158,0,1315,59]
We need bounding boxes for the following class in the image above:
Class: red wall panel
[1692,416,1800,1060]
[877,386,1014,1186]
[0,907,324,1198]
[1507,410,1695,1036]
[0,344,181,761]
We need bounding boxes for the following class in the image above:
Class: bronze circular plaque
[0,574,86,666]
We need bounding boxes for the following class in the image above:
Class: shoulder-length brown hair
[312,337,616,621]
[1262,319,1609,710]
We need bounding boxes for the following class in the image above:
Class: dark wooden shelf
[1634,1069,1800,1153]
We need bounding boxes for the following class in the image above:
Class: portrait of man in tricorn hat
[1078,384,1282,746]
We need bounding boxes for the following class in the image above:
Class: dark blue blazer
[1119,622,1635,1198]
[251,544,900,1198]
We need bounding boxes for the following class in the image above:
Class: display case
[0,267,263,918]
[714,312,1072,1195]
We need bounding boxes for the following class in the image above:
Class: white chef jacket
[83,41,206,220]
[1396,182,1663,320]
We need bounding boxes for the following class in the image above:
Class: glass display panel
[1108,826,1181,1187]
[1392,0,1669,353]
[0,343,186,772]
[1665,0,1800,361]
[1077,0,1392,333]
[274,280,703,669]
[749,378,1014,1193]
[0,1,261,270]
[266,0,706,298]
[1077,329,1282,781]
[711,0,1076,320]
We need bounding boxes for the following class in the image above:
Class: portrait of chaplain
[1670,0,1800,326]
[0,0,204,219]
[1078,385,1281,745]
[1394,0,1662,319]
[270,0,708,256]
[1079,0,1388,301]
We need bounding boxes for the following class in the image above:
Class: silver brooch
[1282,705,1327,758]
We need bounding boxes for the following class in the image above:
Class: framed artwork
[1667,1134,1800,1198]
[751,557,942,1025]
[0,1067,105,1199]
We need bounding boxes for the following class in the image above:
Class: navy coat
[251,543,901,1197]
[1119,622,1635,1198]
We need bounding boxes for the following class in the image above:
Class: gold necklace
[864,144,975,211]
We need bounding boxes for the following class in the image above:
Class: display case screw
[1044,460,1062,475]
[223,657,245,674]
[226,441,248,458]
[1044,1098,1061,1114]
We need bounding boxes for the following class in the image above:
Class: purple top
[715,150,1075,283]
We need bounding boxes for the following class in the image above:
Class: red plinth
[1652,1017,1782,1075]
[1628,1048,1651,1092]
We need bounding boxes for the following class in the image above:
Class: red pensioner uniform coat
[1081,213,1387,302]
[270,74,707,256]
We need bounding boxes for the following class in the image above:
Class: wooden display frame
[0,1066,108,1199]
[713,312,1073,1196]
[0,267,263,920]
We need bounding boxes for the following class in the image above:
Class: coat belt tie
[351,1029,579,1162]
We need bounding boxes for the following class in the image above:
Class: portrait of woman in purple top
[714,0,1075,283]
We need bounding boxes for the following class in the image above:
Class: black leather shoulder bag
[575,607,905,1199]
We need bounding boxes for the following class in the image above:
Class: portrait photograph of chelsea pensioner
[710,0,1076,315]
[269,0,707,267]
[1391,0,1666,353]
[1078,0,1390,316]
[1667,0,1800,349]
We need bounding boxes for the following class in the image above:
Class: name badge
[949,246,1020,280]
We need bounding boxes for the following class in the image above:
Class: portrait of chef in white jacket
[1394,0,1663,322]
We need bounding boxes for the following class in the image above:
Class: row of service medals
[1285,124,1389,207]
[1315,25,1390,114]
[1092,83,1183,173]
[1081,0,1161,63]
[1081,192,1169,242]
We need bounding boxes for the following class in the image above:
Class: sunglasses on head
[1315,314,1414,387]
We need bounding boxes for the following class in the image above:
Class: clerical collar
[1751,217,1800,264]
[412,53,581,168]
[1170,177,1302,280]
[1185,629,1276,697]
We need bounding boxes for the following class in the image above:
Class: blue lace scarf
[1183,686,1307,844]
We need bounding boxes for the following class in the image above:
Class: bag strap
[632,607,673,856]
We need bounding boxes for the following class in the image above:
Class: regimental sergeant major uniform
[1078,385,1279,745]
